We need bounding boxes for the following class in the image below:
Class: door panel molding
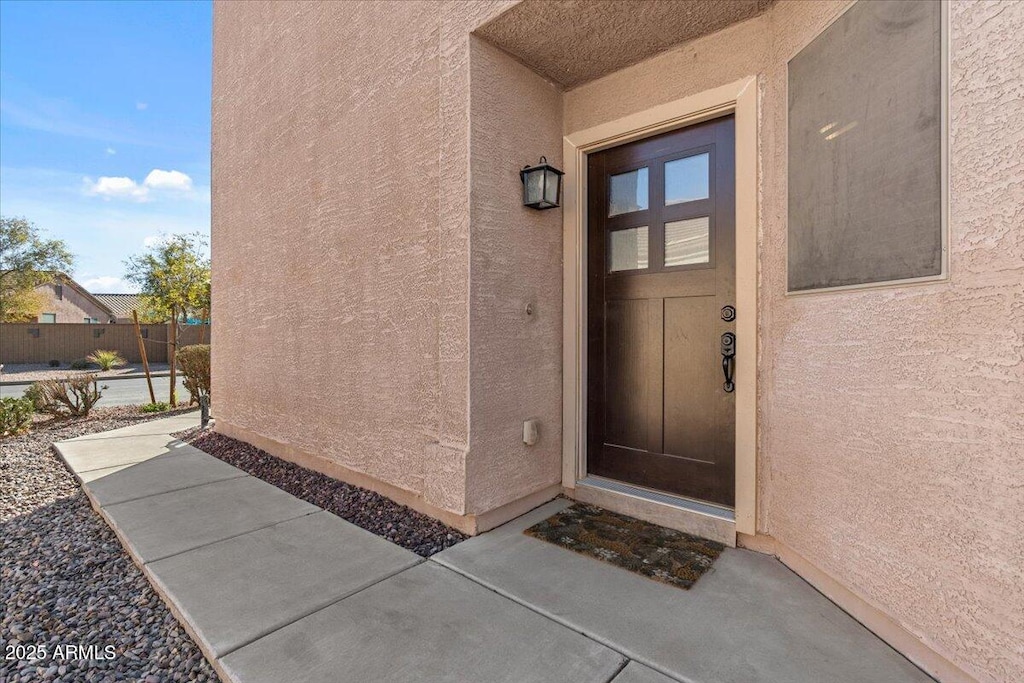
[562,77,758,536]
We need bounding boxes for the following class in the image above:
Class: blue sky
[0,0,211,293]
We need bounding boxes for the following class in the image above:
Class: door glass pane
[609,227,649,272]
[665,153,709,205]
[665,217,710,266]
[609,168,648,216]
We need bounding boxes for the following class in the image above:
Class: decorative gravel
[1,407,219,683]
[176,430,468,557]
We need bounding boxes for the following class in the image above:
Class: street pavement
[0,375,189,407]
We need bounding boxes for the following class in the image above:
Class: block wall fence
[0,323,210,365]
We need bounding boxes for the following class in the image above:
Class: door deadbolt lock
[720,332,736,393]
[721,332,736,356]
[721,305,736,322]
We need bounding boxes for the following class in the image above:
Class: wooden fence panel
[0,323,210,365]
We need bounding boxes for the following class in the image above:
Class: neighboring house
[33,275,116,324]
[212,2,1021,683]
[92,293,143,324]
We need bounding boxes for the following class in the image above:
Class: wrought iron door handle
[720,332,736,393]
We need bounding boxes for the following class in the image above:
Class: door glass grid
[609,227,649,272]
[665,217,710,266]
[609,168,649,216]
[665,153,709,205]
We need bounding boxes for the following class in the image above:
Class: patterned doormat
[524,503,725,590]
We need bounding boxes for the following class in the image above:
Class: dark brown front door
[587,115,736,507]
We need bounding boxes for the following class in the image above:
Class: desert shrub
[177,344,210,404]
[0,397,34,436]
[70,358,93,370]
[140,401,170,413]
[48,359,61,368]
[22,383,45,412]
[30,375,103,417]
[86,349,126,371]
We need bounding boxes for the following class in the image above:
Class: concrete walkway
[55,416,932,683]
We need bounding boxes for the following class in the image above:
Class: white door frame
[561,77,759,535]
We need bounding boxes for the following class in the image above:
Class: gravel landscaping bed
[175,429,468,557]
[1,407,219,683]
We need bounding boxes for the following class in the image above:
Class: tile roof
[91,293,142,319]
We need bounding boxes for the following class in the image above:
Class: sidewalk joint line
[140,509,320,565]
[55,442,217,474]
[603,658,631,683]
[429,558,690,683]
[215,556,426,659]
[91,473,249,508]
[59,436,193,446]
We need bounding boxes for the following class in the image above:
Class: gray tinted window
[788,0,942,291]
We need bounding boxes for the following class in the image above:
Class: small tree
[177,344,210,406]
[124,233,210,405]
[0,217,75,322]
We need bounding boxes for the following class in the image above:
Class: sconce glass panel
[543,168,561,206]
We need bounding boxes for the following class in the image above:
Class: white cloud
[83,169,195,202]
[84,175,149,201]
[105,147,116,156]
[136,101,148,111]
[144,169,193,192]
[143,235,167,248]
[82,276,135,294]
[1,165,210,290]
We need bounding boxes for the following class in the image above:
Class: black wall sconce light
[520,156,564,210]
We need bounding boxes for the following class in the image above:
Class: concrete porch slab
[101,476,318,563]
[221,562,625,683]
[146,511,422,658]
[434,500,932,683]
[80,446,247,507]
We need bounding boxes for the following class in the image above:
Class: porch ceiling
[474,0,774,89]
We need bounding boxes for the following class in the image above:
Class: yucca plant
[85,349,126,371]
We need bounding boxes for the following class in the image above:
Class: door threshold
[571,477,736,546]
[578,477,735,521]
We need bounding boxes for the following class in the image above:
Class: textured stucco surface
[214,0,513,518]
[465,38,564,514]
[215,1,1021,677]
[565,2,1023,680]
[476,0,772,88]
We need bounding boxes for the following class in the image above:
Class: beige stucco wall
[215,0,1020,676]
[34,282,111,323]
[215,0,452,515]
[465,37,564,514]
[212,0,560,526]
[565,2,1023,681]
